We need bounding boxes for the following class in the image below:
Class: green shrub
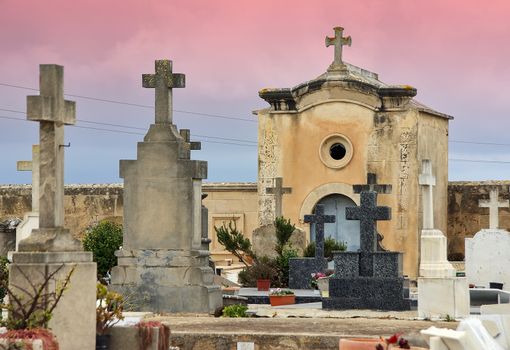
[274,246,298,287]
[222,304,249,318]
[238,256,279,287]
[303,237,347,261]
[83,220,123,278]
[214,221,255,266]
[274,217,295,256]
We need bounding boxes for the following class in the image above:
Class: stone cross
[346,191,391,252]
[353,173,392,194]
[419,159,436,230]
[325,26,352,69]
[142,60,185,124]
[479,188,509,229]
[26,65,75,229]
[266,177,292,218]
[179,129,201,150]
[304,204,335,259]
[17,145,40,212]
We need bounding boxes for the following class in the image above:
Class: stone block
[110,325,164,350]
[420,229,456,278]
[288,257,327,289]
[252,224,306,258]
[9,252,96,350]
[333,252,359,277]
[372,251,402,278]
[418,277,469,319]
[324,277,411,311]
[465,229,510,289]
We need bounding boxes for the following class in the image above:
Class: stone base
[420,229,456,278]
[418,277,469,319]
[9,252,96,350]
[288,258,328,289]
[322,277,411,311]
[110,249,222,314]
[18,227,82,252]
[15,212,39,250]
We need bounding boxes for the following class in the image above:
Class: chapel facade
[256,27,452,278]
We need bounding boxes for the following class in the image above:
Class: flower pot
[96,334,111,350]
[339,338,385,350]
[269,294,295,306]
[257,279,271,291]
[317,277,329,295]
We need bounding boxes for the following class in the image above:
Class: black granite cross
[304,204,336,259]
[346,191,391,252]
[353,173,392,194]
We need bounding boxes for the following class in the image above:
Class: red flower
[386,333,401,344]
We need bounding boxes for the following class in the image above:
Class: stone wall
[446,181,510,260]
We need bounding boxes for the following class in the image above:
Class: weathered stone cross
[26,65,75,229]
[479,188,509,229]
[325,26,352,69]
[353,173,392,194]
[266,177,292,218]
[346,191,391,252]
[304,204,336,259]
[142,60,185,124]
[17,145,40,213]
[419,160,436,230]
[179,129,201,150]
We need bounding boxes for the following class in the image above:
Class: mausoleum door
[310,194,360,251]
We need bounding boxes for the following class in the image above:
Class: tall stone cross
[304,204,335,259]
[346,191,391,252]
[142,60,185,124]
[17,145,40,212]
[419,160,436,230]
[26,65,75,229]
[479,188,509,229]
[266,177,292,218]
[325,26,352,69]
[353,173,392,194]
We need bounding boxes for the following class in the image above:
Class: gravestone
[265,177,292,219]
[288,204,333,289]
[251,224,306,258]
[110,59,222,313]
[323,186,411,310]
[465,188,510,290]
[417,160,469,318]
[9,64,96,350]
[13,145,40,256]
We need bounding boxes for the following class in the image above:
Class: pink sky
[1,0,510,183]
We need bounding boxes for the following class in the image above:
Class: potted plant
[96,282,125,350]
[0,264,74,350]
[269,288,295,306]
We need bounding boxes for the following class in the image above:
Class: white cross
[419,159,436,230]
[479,188,509,229]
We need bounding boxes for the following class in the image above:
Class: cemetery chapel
[253,27,451,278]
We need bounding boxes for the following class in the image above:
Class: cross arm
[375,207,392,220]
[142,73,186,89]
[345,207,361,221]
[17,161,32,171]
[27,96,76,125]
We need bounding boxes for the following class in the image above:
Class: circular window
[319,134,353,169]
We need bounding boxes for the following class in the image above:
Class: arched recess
[299,182,360,221]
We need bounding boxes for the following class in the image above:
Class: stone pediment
[258,62,451,119]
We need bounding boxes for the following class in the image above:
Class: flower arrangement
[269,288,294,296]
[375,333,411,349]
[310,270,334,289]
[96,282,125,335]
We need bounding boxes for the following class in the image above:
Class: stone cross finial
[419,160,436,230]
[304,204,336,260]
[26,65,75,229]
[346,191,391,252]
[325,26,352,70]
[266,177,292,218]
[353,173,392,194]
[479,188,509,229]
[17,145,40,212]
[142,60,185,124]
[179,129,201,150]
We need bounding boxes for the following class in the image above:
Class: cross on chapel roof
[325,26,352,71]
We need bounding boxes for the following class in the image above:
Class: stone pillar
[417,159,468,319]
[9,65,96,350]
[110,60,221,313]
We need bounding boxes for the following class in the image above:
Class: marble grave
[288,204,334,289]
[323,184,411,310]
